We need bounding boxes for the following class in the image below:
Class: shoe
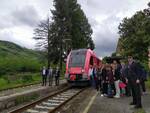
[142,92,147,95]
[130,102,136,105]
[104,94,107,97]
[134,105,142,109]
[114,95,120,98]
[101,94,104,97]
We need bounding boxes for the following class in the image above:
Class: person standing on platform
[97,65,102,92]
[121,61,131,96]
[48,67,53,86]
[113,60,121,98]
[89,65,94,86]
[127,56,142,108]
[41,66,47,86]
[101,64,108,96]
[140,66,147,94]
[93,65,98,91]
[55,67,60,86]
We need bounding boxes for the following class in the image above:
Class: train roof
[71,49,95,54]
[70,49,99,59]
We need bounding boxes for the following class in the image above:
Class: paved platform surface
[87,92,150,113]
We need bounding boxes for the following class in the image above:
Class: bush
[0,78,8,86]
[22,75,33,83]
[0,57,43,75]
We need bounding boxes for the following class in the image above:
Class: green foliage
[146,77,150,90]
[0,78,8,86]
[33,0,95,66]
[133,109,146,113]
[67,0,94,49]
[22,75,33,83]
[0,73,41,90]
[0,40,44,75]
[118,3,150,67]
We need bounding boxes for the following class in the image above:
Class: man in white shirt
[48,67,53,86]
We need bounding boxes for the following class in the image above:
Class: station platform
[84,91,150,113]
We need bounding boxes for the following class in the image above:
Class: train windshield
[69,50,87,67]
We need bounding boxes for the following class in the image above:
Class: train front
[65,49,90,86]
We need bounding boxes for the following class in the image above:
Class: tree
[51,0,95,70]
[33,18,50,67]
[68,0,94,49]
[33,0,95,69]
[118,2,150,64]
[51,0,72,70]
[33,18,60,67]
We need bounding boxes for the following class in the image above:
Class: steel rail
[9,86,72,113]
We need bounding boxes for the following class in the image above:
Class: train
[65,49,102,86]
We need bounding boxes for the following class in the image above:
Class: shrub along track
[9,86,85,113]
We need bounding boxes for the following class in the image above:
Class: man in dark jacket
[127,56,142,108]
[41,66,47,86]
[55,67,60,86]
[121,62,131,96]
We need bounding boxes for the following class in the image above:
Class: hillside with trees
[0,40,45,75]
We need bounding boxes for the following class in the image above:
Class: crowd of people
[41,66,60,86]
[89,56,148,109]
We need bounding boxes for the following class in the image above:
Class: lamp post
[148,46,150,69]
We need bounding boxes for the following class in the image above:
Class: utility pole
[47,18,51,68]
[148,46,150,69]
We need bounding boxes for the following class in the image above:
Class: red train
[65,49,102,86]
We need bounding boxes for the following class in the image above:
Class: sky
[0,0,149,57]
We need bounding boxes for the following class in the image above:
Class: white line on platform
[82,91,98,113]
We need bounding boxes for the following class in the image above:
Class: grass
[0,72,65,90]
[146,77,150,91]
[0,73,41,90]
[133,109,146,113]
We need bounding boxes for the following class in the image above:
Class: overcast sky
[0,0,149,57]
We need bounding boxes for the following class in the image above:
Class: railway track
[9,87,84,113]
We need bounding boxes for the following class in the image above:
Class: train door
[89,56,94,66]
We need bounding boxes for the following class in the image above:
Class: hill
[0,40,45,75]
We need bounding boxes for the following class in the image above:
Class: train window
[69,51,86,67]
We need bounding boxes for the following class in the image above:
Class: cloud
[78,0,149,57]
[0,0,149,57]
[11,6,40,27]
[0,27,36,49]
[89,14,120,57]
